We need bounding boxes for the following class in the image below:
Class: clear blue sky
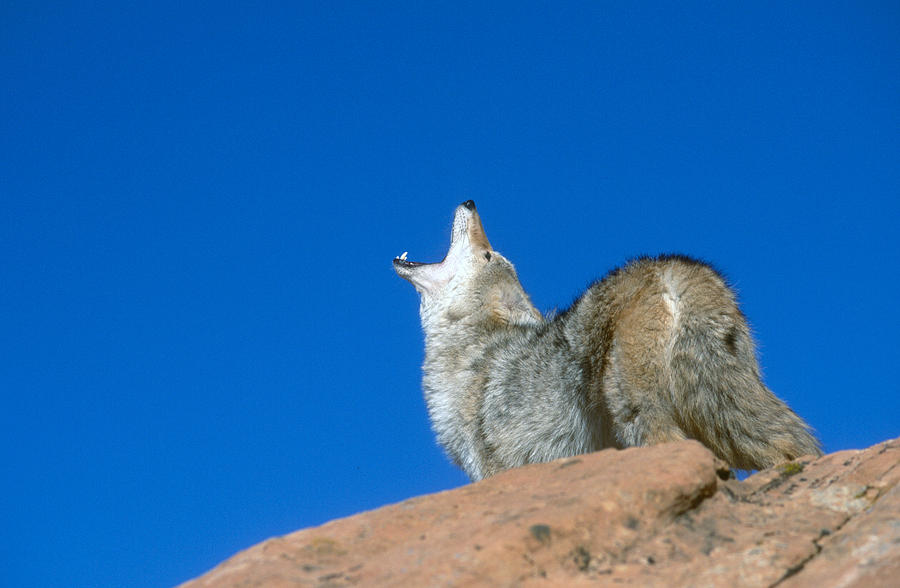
[2,2,898,586]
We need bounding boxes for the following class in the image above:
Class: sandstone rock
[181,438,899,587]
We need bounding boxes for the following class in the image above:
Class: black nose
[462,200,476,210]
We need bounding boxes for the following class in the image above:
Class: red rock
[181,438,899,587]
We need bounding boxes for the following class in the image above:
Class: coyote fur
[394,200,821,480]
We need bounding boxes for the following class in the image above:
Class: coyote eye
[484,252,492,261]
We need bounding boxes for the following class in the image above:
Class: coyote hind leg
[621,406,689,448]
[602,361,688,449]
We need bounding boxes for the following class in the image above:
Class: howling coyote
[394,200,821,480]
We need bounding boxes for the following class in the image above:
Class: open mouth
[393,251,427,269]
[394,200,474,273]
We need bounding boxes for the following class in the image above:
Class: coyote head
[393,201,543,330]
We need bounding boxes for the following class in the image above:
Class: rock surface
[181,438,899,587]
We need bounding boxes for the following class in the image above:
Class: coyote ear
[489,287,543,326]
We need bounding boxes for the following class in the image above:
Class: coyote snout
[394,201,491,294]
[394,201,821,480]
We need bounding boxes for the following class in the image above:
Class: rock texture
[182,438,899,587]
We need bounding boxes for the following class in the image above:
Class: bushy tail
[669,306,822,470]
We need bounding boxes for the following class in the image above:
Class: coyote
[394,201,821,480]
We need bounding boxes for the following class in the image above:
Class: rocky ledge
[182,438,899,587]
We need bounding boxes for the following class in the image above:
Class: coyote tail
[667,273,822,469]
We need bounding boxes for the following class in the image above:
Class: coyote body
[394,201,821,480]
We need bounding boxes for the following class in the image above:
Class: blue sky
[2,2,898,586]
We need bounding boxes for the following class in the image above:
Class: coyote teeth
[400,251,408,261]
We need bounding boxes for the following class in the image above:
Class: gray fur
[394,201,822,480]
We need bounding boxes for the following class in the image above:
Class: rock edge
[181,438,900,587]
